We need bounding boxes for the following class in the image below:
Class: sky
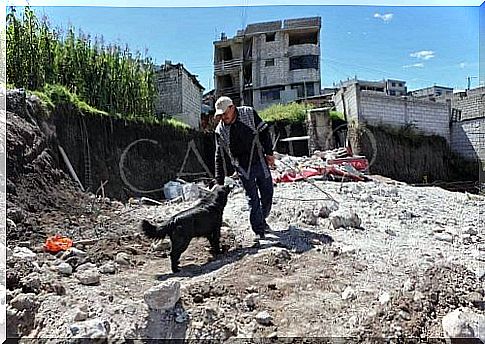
[21,4,482,92]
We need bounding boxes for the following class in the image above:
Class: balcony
[288,44,319,57]
[214,58,243,75]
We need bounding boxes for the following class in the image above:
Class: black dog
[141,185,230,272]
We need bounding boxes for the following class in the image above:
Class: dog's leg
[208,227,222,255]
[170,237,191,273]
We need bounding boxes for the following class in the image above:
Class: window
[217,46,233,62]
[389,90,396,96]
[291,83,315,97]
[265,32,276,42]
[306,83,315,97]
[291,84,304,98]
[265,59,275,67]
[261,86,284,103]
[289,55,318,70]
[391,82,396,87]
[289,31,318,46]
[398,83,403,87]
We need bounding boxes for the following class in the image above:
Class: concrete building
[409,85,454,102]
[155,61,204,128]
[337,78,407,96]
[213,17,321,111]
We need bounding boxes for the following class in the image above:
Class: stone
[463,227,478,236]
[379,292,391,305]
[74,310,88,321]
[61,247,87,260]
[143,281,180,311]
[115,252,131,265]
[10,293,38,311]
[151,240,171,251]
[399,310,411,321]
[70,318,110,339]
[202,307,218,324]
[255,311,273,326]
[329,209,361,229]
[76,263,98,272]
[98,262,116,274]
[342,286,357,301]
[12,247,36,261]
[193,294,204,303]
[75,269,100,286]
[442,307,485,342]
[300,208,318,226]
[434,232,453,243]
[403,279,415,292]
[244,294,257,309]
[20,273,42,293]
[56,262,73,275]
[7,219,16,231]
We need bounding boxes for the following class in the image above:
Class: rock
[175,309,188,323]
[20,273,42,293]
[75,269,100,286]
[385,228,397,236]
[300,208,318,226]
[244,294,257,309]
[98,262,116,274]
[360,193,374,203]
[202,307,218,324]
[76,263,97,272]
[7,219,17,231]
[403,279,415,292]
[144,281,180,311]
[442,307,485,342]
[378,292,391,305]
[70,318,110,339]
[10,293,38,311]
[12,247,37,261]
[193,294,204,303]
[399,310,411,321]
[463,227,478,236]
[434,232,453,243]
[465,292,484,309]
[61,247,87,260]
[56,263,73,275]
[329,209,361,229]
[317,206,332,218]
[151,240,171,251]
[74,310,88,321]
[342,286,357,301]
[255,311,273,326]
[115,252,130,265]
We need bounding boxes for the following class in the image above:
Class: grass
[259,102,313,124]
[329,110,345,121]
[23,84,190,130]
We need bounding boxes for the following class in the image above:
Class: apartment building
[213,17,322,111]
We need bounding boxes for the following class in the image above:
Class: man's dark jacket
[214,106,273,185]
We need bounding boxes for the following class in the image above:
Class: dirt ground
[5,101,485,342]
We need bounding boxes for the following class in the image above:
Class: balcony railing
[214,58,243,74]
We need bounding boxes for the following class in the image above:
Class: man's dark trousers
[238,161,274,235]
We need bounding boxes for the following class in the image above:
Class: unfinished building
[213,17,321,110]
[155,61,205,128]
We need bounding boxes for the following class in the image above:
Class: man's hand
[265,155,275,169]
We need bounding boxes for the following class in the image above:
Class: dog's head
[211,184,230,208]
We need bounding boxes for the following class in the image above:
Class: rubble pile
[5,91,484,341]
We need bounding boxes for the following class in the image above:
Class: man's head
[214,96,236,125]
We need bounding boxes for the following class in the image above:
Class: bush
[259,102,313,124]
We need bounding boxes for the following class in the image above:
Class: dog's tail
[140,219,172,239]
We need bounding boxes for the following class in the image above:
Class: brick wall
[360,92,451,140]
[452,86,485,120]
[181,72,202,128]
[450,117,485,161]
[155,69,182,116]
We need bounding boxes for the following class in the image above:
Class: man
[214,96,275,239]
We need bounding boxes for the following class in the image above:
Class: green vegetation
[6,6,156,117]
[29,84,190,129]
[329,110,344,121]
[259,102,313,124]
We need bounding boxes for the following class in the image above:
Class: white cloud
[403,63,424,68]
[374,13,394,22]
[459,62,467,68]
[410,50,435,60]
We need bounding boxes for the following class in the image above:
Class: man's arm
[214,133,226,185]
[253,109,274,156]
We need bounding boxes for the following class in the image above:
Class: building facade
[155,61,204,128]
[213,17,321,111]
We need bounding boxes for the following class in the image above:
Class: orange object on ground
[43,234,73,253]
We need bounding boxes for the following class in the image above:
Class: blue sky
[26,4,481,91]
